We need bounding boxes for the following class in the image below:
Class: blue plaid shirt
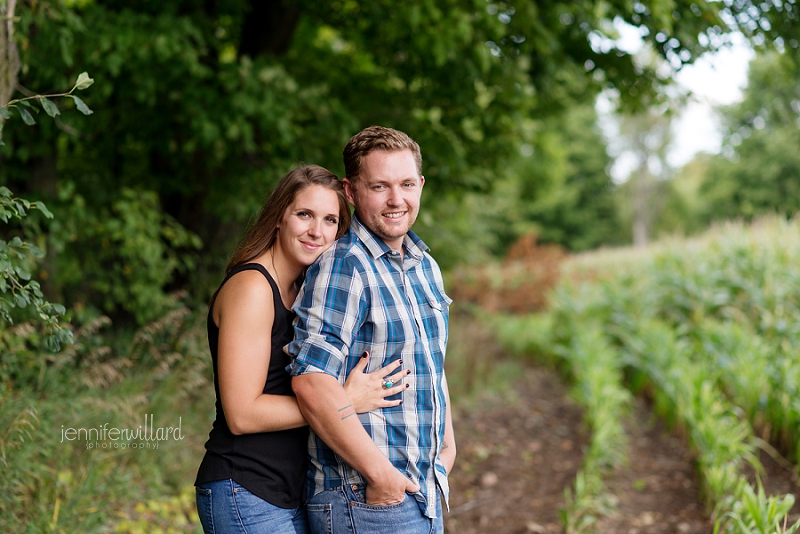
[287,216,452,518]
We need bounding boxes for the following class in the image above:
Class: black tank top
[195,263,308,508]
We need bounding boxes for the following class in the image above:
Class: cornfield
[488,217,800,533]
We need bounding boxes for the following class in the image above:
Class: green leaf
[35,201,53,219]
[13,292,28,308]
[0,108,10,119]
[40,98,61,118]
[19,100,31,108]
[0,186,10,197]
[71,95,93,116]
[45,335,60,352]
[29,244,45,259]
[15,267,31,280]
[74,72,94,91]
[18,107,36,125]
[53,303,66,315]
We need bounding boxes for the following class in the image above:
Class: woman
[195,165,408,534]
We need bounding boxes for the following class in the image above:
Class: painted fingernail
[399,359,403,365]
[361,352,368,358]
[406,370,411,375]
[406,384,410,388]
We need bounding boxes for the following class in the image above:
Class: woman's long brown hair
[226,165,351,273]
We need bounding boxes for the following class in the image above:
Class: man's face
[344,149,424,252]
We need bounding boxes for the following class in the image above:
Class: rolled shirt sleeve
[287,254,365,380]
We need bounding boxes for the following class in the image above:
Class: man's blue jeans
[305,484,443,534]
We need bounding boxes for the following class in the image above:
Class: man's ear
[419,175,425,189]
[343,178,357,206]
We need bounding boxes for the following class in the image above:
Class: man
[288,125,455,534]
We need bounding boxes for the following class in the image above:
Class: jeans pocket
[306,503,333,534]
[349,494,427,533]
[349,494,408,511]
[195,486,214,534]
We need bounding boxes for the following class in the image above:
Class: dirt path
[445,366,587,533]
[444,366,714,534]
[594,397,711,534]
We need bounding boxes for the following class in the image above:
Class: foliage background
[2,0,800,531]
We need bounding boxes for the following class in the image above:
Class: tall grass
[0,294,209,532]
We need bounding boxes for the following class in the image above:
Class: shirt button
[352,485,358,490]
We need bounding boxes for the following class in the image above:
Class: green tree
[1,0,797,320]
[525,104,624,251]
[652,153,711,238]
[701,51,800,221]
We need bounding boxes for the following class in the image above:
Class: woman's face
[277,185,341,266]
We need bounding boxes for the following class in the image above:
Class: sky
[600,23,755,181]
[670,33,754,167]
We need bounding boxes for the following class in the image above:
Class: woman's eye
[297,211,310,218]
[326,217,339,224]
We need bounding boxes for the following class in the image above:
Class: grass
[0,297,209,532]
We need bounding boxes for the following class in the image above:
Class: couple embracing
[194,126,455,534]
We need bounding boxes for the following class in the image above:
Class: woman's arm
[216,273,407,434]
[215,270,306,435]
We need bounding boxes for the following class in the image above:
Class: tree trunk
[632,155,651,248]
[239,0,301,58]
[0,0,20,112]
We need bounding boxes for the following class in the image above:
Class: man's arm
[292,373,420,505]
[439,374,456,473]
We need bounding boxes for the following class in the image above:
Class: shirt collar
[351,215,429,260]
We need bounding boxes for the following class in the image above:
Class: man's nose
[387,186,402,205]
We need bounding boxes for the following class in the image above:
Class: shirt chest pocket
[419,290,452,349]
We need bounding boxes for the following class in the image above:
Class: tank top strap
[210,263,285,314]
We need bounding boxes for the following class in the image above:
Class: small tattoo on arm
[442,442,449,451]
[338,404,356,420]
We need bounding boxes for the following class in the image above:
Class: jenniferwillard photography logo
[60,414,184,450]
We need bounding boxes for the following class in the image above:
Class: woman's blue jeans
[195,479,309,534]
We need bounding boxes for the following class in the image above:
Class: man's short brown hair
[343,126,422,185]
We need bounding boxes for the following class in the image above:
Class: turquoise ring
[382,379,394,389]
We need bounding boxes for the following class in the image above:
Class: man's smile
[383,211,407,219]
